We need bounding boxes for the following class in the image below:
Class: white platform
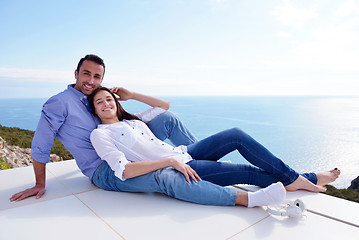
[1,160,358,240]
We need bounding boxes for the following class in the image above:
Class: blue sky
[0,0,358,98]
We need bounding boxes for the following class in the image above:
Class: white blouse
[90,107,193,181]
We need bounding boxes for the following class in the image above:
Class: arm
[90,129,200,183]
[123,158,201,183]
[10,95,66,202]
[10,160,46,201]
[110,87,170,110]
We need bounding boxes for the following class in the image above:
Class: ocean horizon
[1,96,358,189]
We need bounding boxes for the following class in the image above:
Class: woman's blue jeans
[187,128,317,187]
[92,161,237,206]
[92,112,317,206]
[92,111,239,206]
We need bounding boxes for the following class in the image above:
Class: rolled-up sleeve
[90,129,131,181]
[135,107,166,123]
[31,96,67,164]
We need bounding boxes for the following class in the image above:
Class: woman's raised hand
[170,158,202,183]
[110,87,170,110]
[109,87,133,101]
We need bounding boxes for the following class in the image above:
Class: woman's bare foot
[316,168,341,186]
[285,175,327,192]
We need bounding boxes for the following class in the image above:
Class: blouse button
[182,152,184,154]
[162,143,164,146]
[142,133,144,135]
[151,138,154,141]
[121,133,124,136]
[119,161,121,163]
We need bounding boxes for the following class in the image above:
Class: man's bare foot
[285,175,327,192]
[316,168,340,186]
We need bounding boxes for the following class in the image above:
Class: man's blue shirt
[31,84,102,179]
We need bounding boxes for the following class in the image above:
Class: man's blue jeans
[146,110,198,146]
[92,111,239,206]
[187,128,317,187]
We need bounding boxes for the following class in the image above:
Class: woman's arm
[110,87,170,110]
[91,129,200,183]
[123,158,201,183]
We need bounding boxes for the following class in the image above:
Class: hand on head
[110,87,133,101]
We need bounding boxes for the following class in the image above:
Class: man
[10,54,198,202]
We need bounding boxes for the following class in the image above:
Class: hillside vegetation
[0,125,73,160]
[0,157,11,170]
[323,185,359,203]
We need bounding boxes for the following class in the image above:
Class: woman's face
[93,90,118,124]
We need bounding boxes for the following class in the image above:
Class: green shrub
[323,185,359,203]
[0,125,73,160]
[0,126,34,148]
[51,138,73,159]
[0,157,11,170]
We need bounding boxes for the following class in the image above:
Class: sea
[1,96,358,189]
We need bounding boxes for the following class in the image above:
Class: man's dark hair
[76,54,105,75]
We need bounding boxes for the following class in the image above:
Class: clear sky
[0,0,358,98]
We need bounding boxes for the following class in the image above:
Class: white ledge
[1,160,358,240]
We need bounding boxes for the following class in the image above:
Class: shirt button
[162,143,164,146]
[119,161,121,163]
[121,133,124,136]
[142,133,144,135]
[182,152,184,154]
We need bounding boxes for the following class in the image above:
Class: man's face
[74,60,104,95]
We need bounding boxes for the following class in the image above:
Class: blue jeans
[146,111,198,146]
[187,128,317,187]
[92,111,238,206]
[92,161,237,206]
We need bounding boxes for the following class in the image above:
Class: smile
[84,83,93,90]
[103,107,112,112]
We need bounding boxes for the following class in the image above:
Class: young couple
[11,54,340,208]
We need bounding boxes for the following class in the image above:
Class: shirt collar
[97,121,125,129]
[67,84,92,113]
[67,84,86,99]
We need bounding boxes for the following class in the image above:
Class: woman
[88,87,340,207]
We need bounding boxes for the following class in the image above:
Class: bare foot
[316,168,340,186]
[285,175,327,192]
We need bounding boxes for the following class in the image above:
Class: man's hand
[10,160,47,202]
[10,184,46,202]
[110,87,133,101]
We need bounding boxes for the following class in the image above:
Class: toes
[329,168,341,178]
[317,185,327,192]
[333,168,341,177]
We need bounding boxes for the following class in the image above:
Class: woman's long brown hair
[88,86,141,122]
